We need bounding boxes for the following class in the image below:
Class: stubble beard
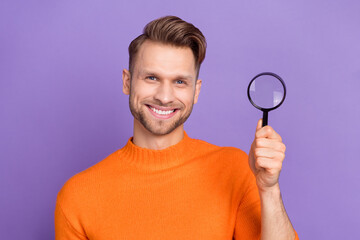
[129,95,194,136]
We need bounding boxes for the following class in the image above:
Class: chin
[143,122,181,136]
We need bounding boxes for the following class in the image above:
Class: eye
[176,80,184,84]
[147,76,157,81]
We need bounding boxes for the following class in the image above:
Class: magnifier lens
[247,72,286,127]
[249,75,285,109]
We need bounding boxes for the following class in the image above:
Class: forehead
[134,40,197,78]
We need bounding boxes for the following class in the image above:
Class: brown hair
[128,16,207,78]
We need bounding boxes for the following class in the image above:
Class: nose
[154,81,175,105]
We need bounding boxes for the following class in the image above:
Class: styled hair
[128,16,207,78]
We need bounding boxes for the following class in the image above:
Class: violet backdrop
[1,0,359,239]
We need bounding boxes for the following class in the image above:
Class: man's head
[122,16,207,136]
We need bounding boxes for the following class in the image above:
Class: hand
[248,119,286,192]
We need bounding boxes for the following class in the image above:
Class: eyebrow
[139,69,195,81]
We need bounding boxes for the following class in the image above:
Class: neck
[132,119,184,150]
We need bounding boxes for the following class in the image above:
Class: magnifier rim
[247,72,287,112]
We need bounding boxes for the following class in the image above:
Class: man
[55,16,298,239]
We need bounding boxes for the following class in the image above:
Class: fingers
[255,157,283,174]
[255,138,286,152]
[253,121,286,170]
[251,119,286,189]
[254,147,285,161]
[256,119,263,131]
[255,119,282,141]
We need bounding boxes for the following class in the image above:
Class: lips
[146,105,178,119]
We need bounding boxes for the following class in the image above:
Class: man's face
[122,40,201,136]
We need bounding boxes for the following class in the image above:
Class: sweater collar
[119,131,195,171]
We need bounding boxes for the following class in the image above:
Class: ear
[122,69,131,95]
[193,79,202,104]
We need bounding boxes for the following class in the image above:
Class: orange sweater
[55,132,298,239]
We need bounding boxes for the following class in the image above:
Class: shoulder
[191,138,254,195]
[190,137,248,166]
[56,149,120,206]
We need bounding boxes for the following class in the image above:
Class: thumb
[256,118,263,131]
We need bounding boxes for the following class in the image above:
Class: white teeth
[150,107,175,115]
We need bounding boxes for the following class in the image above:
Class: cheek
[176,88,196,106]
[131,82,156,101]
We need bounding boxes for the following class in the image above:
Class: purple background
[1,0,359,239]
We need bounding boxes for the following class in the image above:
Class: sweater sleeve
[54,201,88,240]
[233,168,262,240]
[294,230,299,239]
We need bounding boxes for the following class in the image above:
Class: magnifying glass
[247,72,286,127]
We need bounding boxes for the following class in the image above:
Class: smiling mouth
[146,105,178,118]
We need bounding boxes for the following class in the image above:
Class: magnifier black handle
[262,111,268,127]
